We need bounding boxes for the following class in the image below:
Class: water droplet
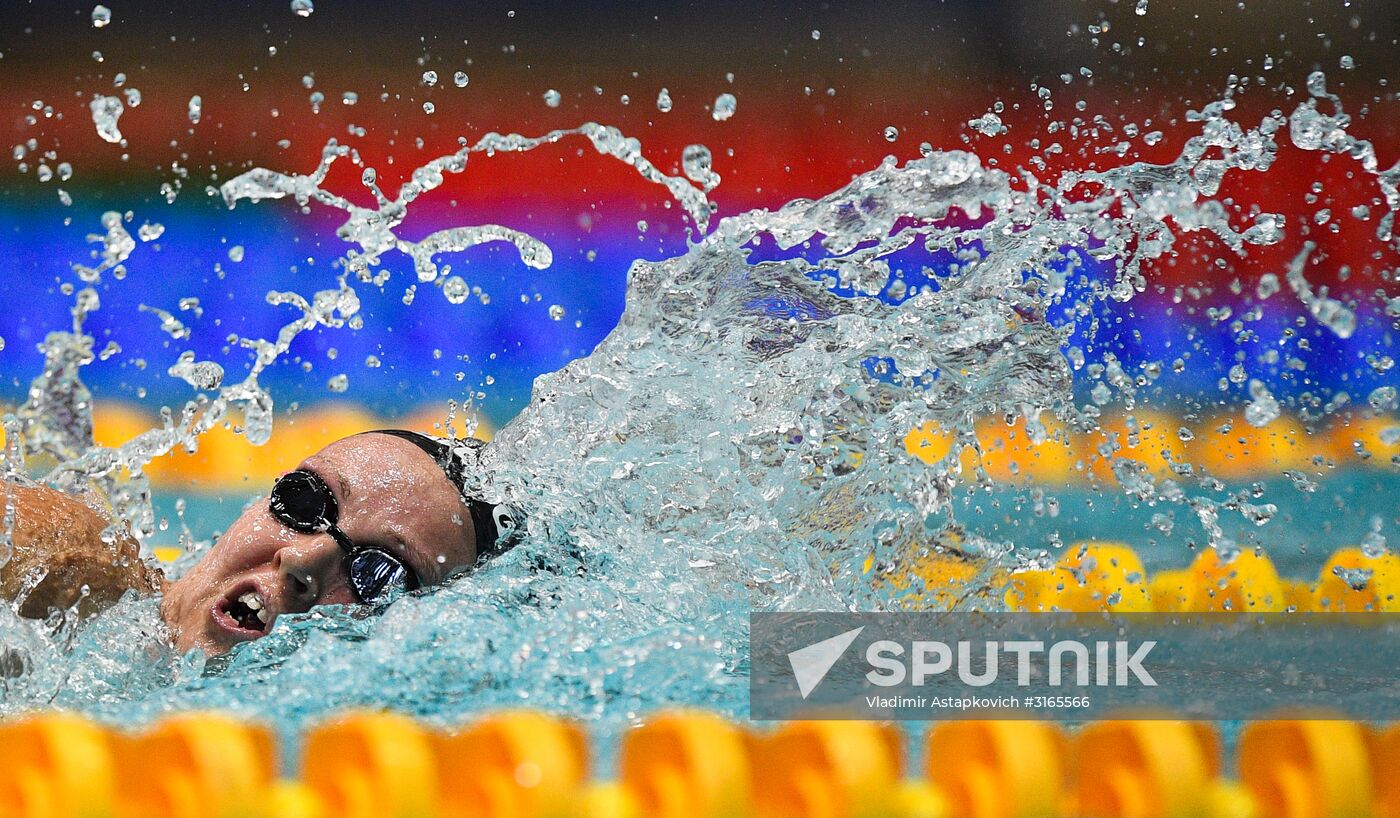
[422,70,438,85]
[811,29,821,40]
[187,95,202,124]
[326,374,348,392]
[290,0,313,17]
[423,101,436,115]
[168,354,224,390]
[967,112,1006,137]
[88,95,124,143]
[1244,379,1281,427]
[227,245,244,263]
[56,162,72,181]
[712,92,737,121]
[1332,564,1374,591]
[1369,386,1399,412]
[1339,55,1355,70]
[341,92,358,105]
[548,304,565,321]
[1135,0,1148,15]
[883,126,898,142]
[442,275,469,304]
[453,71,469,88]
[91,5,111,27]
[543,89,561,108]
[656,87,672,112]
[681,144,720,191]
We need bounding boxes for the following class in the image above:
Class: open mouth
[213,585,272,637]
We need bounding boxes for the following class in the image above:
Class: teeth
[255,608,269,624]
[238,591,263,611]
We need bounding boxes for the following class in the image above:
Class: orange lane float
[926,721,1065,818]
[88,402,495,493]
[617,710,752,818]
[3,712,1400,817]
[1186,415,1320,481]
[1238,720,1374,818]
[0,712,120,818]
[1071,720,1220,818]
[1078,410,1190,484]
[300,711,440,818]
[973,416,1077,485]
[437,711,588,818]
[114,712,278,818]
[754,720,906,818]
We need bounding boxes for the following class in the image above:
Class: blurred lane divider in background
[0,709,1394,818]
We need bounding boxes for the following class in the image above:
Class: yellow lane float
[1314,548,1400,612]
[1005,542,1152,613]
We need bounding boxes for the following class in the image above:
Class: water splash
[219,124,715,289]
[1290,71,1400,251]
[1284,243,1357,339]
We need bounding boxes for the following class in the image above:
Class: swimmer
[0,430,518,655]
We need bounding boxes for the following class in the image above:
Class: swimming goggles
[269,469,419,603]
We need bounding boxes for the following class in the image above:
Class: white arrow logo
[787,626,865,699]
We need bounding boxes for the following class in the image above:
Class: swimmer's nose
[272,536,342,610]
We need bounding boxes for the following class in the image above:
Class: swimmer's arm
[0,482,161,620]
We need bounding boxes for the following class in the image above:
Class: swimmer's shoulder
[0,481,161,620]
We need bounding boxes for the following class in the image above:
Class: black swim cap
[366,429,519,562]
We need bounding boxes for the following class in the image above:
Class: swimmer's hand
[0,482,161,620]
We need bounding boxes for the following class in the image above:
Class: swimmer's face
[160,433,477,655]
